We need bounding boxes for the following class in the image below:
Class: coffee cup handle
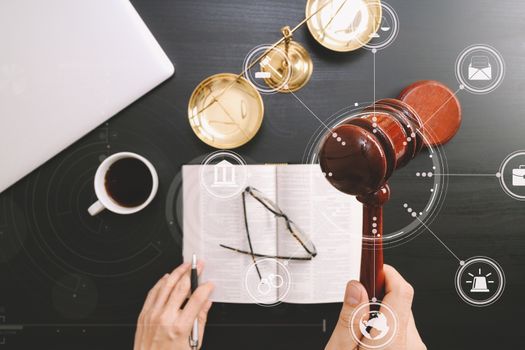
[88,200,105,216]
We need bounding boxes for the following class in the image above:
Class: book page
[275,164,362,303]
[183,165,278,303]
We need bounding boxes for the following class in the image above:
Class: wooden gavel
[319,81,461,300]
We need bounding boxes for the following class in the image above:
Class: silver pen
[189,254,199,350]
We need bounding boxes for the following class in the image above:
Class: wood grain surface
[0,0,524,348]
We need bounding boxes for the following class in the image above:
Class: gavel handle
[359,202,386,302]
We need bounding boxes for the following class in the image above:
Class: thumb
[326,281,369,350]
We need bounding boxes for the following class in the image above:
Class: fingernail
[345,281,361,306]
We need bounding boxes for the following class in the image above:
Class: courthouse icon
[212,160,237,187]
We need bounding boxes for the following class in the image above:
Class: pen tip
[192,253,197,267]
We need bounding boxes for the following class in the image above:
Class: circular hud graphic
[303,105,448,249]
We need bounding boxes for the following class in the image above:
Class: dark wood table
[1,0,524,348]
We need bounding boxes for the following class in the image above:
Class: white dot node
[372,123,377,128]
[373,216,377,221]
[342,141,346,146]
[429,155,433,158]
[328,172,333,177]
[337,137,341,142]
[372,116,377,122]
[407,208,412,213]
[403,203,408,208]
[372,229,377,234]
[371,297,377,302]
[373,129,377,133]
[411,133,416,138]
[416,172,420,177]
[411,212,417,217]
[332,133,338,138]
[459,84,465,90]
[422,172,427,177]
[496,172,501,178]
[430,188,434,192]
[377,234,380,237]
[403,141,407,146]
[372,223,377,227]
[428,172,433,178]
[419,212,423,216]
[354,102,359,107]
[407,137,412,142]
[372,48,377,54]
[459,260,465,266]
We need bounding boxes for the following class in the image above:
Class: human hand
[134,262,214,350]
[325,264,426,350]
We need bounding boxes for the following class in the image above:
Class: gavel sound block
[319,80,461,301]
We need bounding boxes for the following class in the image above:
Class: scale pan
[188,73,264,149]
[261,41,313,93]
[305,0,382,52]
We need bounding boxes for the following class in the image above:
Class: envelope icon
[512,166,525,186]
[468,56,492,81]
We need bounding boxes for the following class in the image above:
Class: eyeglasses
[220,186,317,279]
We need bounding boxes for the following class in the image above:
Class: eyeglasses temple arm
[242,191,262,279]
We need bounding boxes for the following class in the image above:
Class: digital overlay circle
[498,150,525,201]
[350,301,398,349]
[242,44,292,94]
[244,258,291,307]
[455,44,505,94]
[303,105,448,249]
[200,151,248,199]
[362,1,400,51]
[455,256,505,307]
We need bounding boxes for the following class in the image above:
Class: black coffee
[105,157,153,207]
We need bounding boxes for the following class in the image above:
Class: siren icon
[466,267,493,293]
[470,276,489,292]
[455,257,505,307]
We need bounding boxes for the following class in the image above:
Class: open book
[183,164,362,304]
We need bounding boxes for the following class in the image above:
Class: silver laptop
[0,0,174,193]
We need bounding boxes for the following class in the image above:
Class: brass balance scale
[188,0,383,149]
[187,0,464,307]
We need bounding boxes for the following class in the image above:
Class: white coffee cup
[88,152,159,216]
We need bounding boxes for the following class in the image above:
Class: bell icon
[470,276,490,293]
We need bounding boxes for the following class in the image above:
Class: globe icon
[359,311,390,340]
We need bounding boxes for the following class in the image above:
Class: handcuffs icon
[257,273,284,295]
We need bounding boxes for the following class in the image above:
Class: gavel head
[320,81,462,199]
[319,99,424,197]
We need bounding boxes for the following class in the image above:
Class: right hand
[325,264,426,350]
